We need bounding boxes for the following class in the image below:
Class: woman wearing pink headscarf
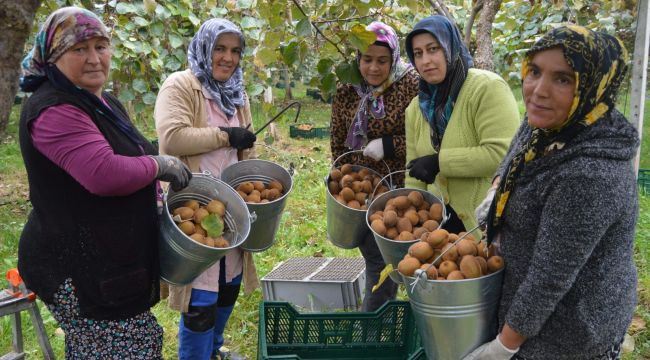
[330,21,419,311]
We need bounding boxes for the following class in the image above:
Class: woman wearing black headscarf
[466,25,638,360]
[403,15,520,236]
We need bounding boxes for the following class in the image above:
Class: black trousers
[358,230,398,312]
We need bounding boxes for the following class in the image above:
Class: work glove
[219,126,256,150]
[151,155,192,191]
[475,186,497,226]
[363,138,384,161]
[407,154,439,184]
[462,335,519,360]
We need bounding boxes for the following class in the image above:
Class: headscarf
[487,25,628,240]
[405,15,473,151]
[187,18,245,119]
[345,21,412,150]
[20,7,144,146]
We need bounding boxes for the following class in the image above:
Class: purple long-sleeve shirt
[30,103,158,197]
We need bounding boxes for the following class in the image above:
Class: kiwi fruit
[354,192,367,205]
[205,236,216,247]
[398,231,415,241]
[206,200,226,216]
[194,223,207,236]
[193,208,210,223]
[487,256,504,273]
[404,209,420,226]
[413,227,428,239]
[447,270,465,280]
[253,181,265,192]
[393,196,411,210]
[340,174,355,188]
[340,163,353,175]
[477,241,489,259]
[459,255,482,279]
[429,203,443,222]
[369,212,383,223]
[398,257,421,276]
[407,191,424,207]
[340,187,355,202]
[396,217,413,234]
[370,219,387,236]
[475,256,488,275]
[438,260,459,278]
[422,219,439,232]
[213,236,230,248]
[385,227,399,240]
[347,200,361,209]
[266,188,281,201]
[328,181,340,194]
[425,229,449,249]
[441,243,459,262]
[246,193,261,203]
[420,263,438,280]
[417,210,430,224]
[409,241,434,262]
[173,206,195,220]
[330,169,343,182]
[178,221,195,235]
[351,181,363,194]
[190,233,205,243]
[456,239,478,257]
[237,182,254,194]
[183,200,200,211]
[383,210,398,227]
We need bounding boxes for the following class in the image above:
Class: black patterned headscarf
[487,25,628,239]
[187,18,245,118]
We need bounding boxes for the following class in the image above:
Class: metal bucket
[366,187,446,283]
[401,269,504,360]
[326,150,391,249]
[159,172,251,285]
[220,159,293,252]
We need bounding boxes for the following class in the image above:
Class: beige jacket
[155,69,259,313]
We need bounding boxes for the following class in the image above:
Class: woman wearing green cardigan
[403,15,520,234]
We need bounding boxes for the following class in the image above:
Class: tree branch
[312,13,378,25]
[464,0,484,48]
[290,0,347,58]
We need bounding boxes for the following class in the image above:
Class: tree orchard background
[24,0,639,125]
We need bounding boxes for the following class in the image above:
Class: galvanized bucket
[366,185,447,283]
[326,150,391,249]
[220,159,293,252]
[159,172,252,285]
[401,269,504,360]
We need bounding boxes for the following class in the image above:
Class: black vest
[18,81,160,320]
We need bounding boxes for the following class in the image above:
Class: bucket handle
[331,149,393,189]
[368,170,449,226]
[254,143,295,177]
[408,223,483,293]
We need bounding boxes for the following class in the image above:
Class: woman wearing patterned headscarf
[329,21,419,311]
[154,18,257,360]
[17,6,192,359]
[403,15,520,236]
[466,26,638,360]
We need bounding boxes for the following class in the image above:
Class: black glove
[151,155,192,191]
[407,154,439,184]
[219,126,256,150]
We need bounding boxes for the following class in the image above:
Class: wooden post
[629,0,649,175]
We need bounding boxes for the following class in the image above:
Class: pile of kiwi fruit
[171,199,230,248]
[368,190,444,241]
[235,180,284,204]
[328,163,390,210]
[397,229,504,281]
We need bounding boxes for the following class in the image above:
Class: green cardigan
[405,68,520,233]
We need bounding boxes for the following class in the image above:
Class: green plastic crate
[258,301,425,360]
[640,169,650,194]
[289,124,330,139]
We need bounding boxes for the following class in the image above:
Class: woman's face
[359,44,392,86]
[211,33,242,82]
[55,37,111,97]
[523,47,577,129]
[411,32,447,85]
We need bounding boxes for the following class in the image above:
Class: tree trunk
[283,67,293,100]
[474,0,502,71]
[0,0,42,137]
[464,0,483,48]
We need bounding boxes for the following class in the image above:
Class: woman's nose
[86,49,100,64]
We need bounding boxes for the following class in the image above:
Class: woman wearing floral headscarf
[154,18,257,360]
[466,26,638,360]
[404,15,519,235]
[329,21,419,311]
[17,6,192,359]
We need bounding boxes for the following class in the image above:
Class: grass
[1,89,649,359]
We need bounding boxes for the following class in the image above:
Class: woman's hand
[462,334,519,360]
[151,155,192,191]
[407,154,439,184]
[219,126,256,150]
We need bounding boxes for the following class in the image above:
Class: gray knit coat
[494,110,639,359]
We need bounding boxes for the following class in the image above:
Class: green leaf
[321,73,337,96]
[296,18,312,37]
[256,47,277,66]
[241,16,259,29]
[237,0,254,9]
[317,58,334,75]
[247,83,265,97]
[168,34,183,49]
[348,24,376,53]
[201,213,224,238]
[281,42,299,66]
[115,3,137,14]
[118,88,135,103]
[132,79,147,93]
[143,92,157,105]
[165,58,182,71]
[133,16,149,27]
[335,61,362,85]
[264,132,275,145]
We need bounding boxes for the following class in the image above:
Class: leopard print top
[330,68,419,188]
